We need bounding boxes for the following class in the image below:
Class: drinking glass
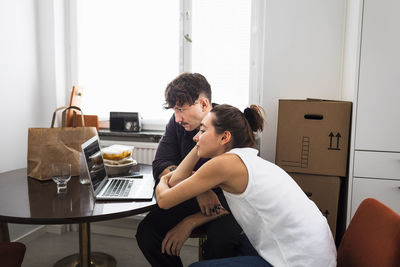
[52,163,72,193]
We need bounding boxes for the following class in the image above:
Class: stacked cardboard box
[275,99,352,244]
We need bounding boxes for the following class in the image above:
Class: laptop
[81,135,155,200]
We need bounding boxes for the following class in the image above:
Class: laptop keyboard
[102,179,134,197]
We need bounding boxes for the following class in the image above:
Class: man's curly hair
[164,73,211,109]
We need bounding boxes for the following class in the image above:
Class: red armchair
[337,198,400,267]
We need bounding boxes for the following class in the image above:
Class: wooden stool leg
[198,236,206,261]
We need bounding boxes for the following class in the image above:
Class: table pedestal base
[0,222,10,242]
[53,252,116,267]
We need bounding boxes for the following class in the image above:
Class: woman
[156,104,337,267]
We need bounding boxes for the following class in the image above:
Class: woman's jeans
[189,234,273,267]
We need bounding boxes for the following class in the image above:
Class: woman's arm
[168,147,200,187]
[156,154,235,209]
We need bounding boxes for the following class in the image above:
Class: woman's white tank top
[223,147,337,267]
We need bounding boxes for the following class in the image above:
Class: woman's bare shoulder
[203,153,245,175]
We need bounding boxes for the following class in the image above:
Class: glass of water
[51,163,72,193]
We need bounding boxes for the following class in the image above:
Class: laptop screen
[82,139,107,191]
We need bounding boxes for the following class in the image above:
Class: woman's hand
[160,171,174,187]
[196,190,222,216]
[161,219,194,256]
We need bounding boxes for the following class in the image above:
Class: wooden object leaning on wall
[66,85,99,130]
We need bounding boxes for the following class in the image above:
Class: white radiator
[100,140,159,165]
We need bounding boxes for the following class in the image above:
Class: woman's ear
[221,131,231,145]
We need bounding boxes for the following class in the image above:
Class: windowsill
[98,129,163,143]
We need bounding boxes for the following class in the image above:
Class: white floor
[21,226,199,267]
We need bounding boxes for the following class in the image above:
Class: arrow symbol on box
[328,132,341,150]
[328,132,334,149]
[335,133,341,150]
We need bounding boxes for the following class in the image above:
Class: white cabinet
[353,151,400,180]
[354,0,400,152]
[351,178,400,218]
[350,0,400,219]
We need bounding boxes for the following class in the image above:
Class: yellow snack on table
[102,144,134,160]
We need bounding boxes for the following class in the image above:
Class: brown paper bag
[27,106,98,180]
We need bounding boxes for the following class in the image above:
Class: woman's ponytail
[243,105,264,132]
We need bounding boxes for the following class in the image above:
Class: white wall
[258,0,347,161]
[36,0,69,112]
[0,0,44,241]
[0,0,43,172]
[341,0,363,102]
[0,0,69,241]
[0,0,68,172]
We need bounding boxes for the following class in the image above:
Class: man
[136,73,242,267]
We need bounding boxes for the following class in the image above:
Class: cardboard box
[276,99,352,177]
[290,173,341,239]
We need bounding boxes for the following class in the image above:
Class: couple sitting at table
[136,73,336,267]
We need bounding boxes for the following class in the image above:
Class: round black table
[0,165,156,267]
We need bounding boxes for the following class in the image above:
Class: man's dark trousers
[136,197,242,267]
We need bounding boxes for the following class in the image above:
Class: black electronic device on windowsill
[110,112,142,132]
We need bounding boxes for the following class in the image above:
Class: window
[72,0,252,128]
[191,0,251,111]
